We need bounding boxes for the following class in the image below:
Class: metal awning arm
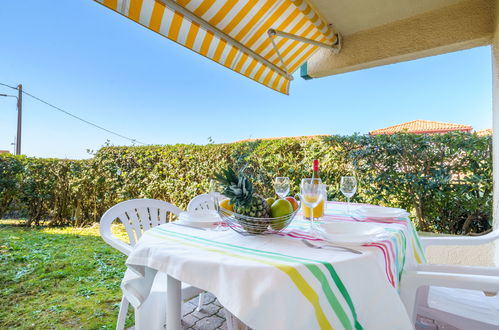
[267,31,290,75]
[268,28,342,54]
[158,0,294,80]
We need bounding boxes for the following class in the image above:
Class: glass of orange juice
[299,180,326,232]
[302,186,326,219]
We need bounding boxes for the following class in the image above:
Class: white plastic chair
[187,192,225,211]
[100,199,204,330]
[400,229,499,329]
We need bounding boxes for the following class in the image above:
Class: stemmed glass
[299,178,324,232]
[340,176,357,215]
[209,179,227,231]
[274,177,290,199]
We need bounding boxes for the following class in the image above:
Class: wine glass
[209,179,227,231]
[274,177,290,199]
[299,179,324,232]
[340,176,357,214]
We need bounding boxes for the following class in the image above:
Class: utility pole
[16,84,22,155]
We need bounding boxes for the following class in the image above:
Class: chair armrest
[420,230,499,248]
[416,264,499,277]
[102,235,132,256]
[402,270,499,292]
[400,269,499,322]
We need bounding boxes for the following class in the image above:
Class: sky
[0,0,493,159]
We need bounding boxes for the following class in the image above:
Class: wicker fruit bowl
[217,206,300,235]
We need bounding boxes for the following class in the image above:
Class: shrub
[0,132,492,234]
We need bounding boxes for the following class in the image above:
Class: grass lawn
[0,220,134,329]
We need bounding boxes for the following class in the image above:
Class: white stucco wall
[426,243,495,266]
[493,0,499,266]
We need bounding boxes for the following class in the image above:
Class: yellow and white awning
[94,0,340,94]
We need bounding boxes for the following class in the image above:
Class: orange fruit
[285,196,299,211]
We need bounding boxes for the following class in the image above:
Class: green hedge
[0,133,492,234]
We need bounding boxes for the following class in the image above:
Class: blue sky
[0,0,493,159]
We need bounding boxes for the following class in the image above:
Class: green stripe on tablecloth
[147,231,334,330]
[154,227,362,330]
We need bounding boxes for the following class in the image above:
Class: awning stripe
[94,0,337,94]
[289,0,336,42]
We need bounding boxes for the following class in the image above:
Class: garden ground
[0,220,234,330]
[0,220,133,329]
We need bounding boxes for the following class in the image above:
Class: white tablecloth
[122,202,426,330]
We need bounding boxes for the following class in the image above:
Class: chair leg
[197,292,205,311]
[116,295,129,330]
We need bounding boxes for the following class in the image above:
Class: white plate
[314,221,384,244]
[179,211,220,227]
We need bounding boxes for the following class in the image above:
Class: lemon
[219,198,234,211]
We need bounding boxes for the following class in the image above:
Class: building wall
[426,243,495,266]
[493,0,499,266]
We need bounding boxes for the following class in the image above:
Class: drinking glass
[340,176,357,214]
[274,177,290,199]
[299,178,324,232]
[209,179,227,231]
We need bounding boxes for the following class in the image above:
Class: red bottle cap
[313,159,319,171]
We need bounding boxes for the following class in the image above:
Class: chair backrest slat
[118,214,137,246]
[149,207,160,227]
[188,193,225,212]
[136,207,152,231]
[100,199,183,252]
[159,208,168,224]
[126,209,143,241]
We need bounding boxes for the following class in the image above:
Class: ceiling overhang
[302,0,495,78]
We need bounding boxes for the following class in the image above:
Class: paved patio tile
[164,293,454,330]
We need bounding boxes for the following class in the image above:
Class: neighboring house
[0,150,10,154]
[369,120,473,135]
[476,128,492,136]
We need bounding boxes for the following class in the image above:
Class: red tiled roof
[476,129,492,136]
[234,135,330,143]
[370,120,473,135]
[0,150,10,154]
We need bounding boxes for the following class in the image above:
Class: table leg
[167,274,181,330]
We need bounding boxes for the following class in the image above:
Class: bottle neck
[312,160,320,182]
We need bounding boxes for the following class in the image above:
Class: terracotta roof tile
[476,128,492,136]
[370,120,473,135]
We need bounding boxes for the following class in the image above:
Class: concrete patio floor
[180,293,229,330]
[162,292,459,330]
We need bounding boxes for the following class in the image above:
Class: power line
[0,82,17,90]
[0,82,146,145]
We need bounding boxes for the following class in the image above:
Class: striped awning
[94,0,340,94]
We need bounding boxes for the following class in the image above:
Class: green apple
[270,199,293,230]
[271,199,293,218]
[266,197,276,207]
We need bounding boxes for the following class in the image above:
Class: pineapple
[214,167,271,234]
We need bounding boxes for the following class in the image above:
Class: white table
[122,202,426,330]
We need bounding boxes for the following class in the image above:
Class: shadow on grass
[0,221,134,329]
